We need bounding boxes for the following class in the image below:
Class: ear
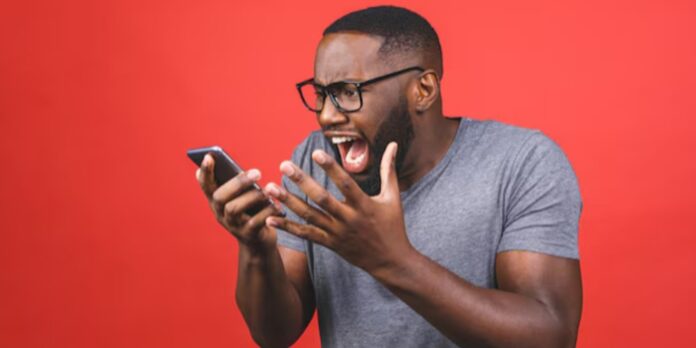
[412,70,440,113]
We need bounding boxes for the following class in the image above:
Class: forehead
[314,33,385,85]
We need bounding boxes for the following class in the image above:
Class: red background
[1,0,694,347]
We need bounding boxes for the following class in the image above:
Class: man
[196,6,582,347]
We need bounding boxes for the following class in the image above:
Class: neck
[397,114,461,192]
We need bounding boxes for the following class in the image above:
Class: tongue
[341,139,369,173]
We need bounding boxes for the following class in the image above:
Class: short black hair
[323,6,443,74]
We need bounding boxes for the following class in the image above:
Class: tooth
[346,152,365,165]
[331,136,356,144]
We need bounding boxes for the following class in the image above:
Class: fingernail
[266,217,280,227]
[203,155,211,167]
[247,169,261,181]
[280,161,295,176]
[266,183,280,197]
[313,151,326,164]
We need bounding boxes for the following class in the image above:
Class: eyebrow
[314,77,366,86]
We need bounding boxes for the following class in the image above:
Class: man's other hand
[265,142,415,274]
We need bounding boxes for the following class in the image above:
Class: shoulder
[460,118,579,196]
[477,120,582,211]
[466,119,568,160]
[456,119,565,172]
[489,121,574,180]
[466,119,549,152]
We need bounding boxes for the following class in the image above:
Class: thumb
[379,142,399,197]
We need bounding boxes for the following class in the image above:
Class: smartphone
[187,145,275,216]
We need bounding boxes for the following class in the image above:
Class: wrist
[238,238,276,264]
[368,246,422,285]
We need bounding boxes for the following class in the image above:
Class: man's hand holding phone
[196,154,282,251]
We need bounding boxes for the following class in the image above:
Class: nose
[317,95,349,128]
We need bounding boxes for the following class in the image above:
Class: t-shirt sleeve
[275,137,313,253]
[498,132,582,259]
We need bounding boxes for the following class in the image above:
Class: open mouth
[330,135,370,174]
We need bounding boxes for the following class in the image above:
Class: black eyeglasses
[296,66,424,113]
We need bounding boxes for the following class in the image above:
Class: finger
[279,161,347,218]
[239,204,279,242]
[379,142,399,198]
[212,169,261,206]
[266,216,332,247]
[311,150,366,204]
[264,182,334,230]
[222,188,269,225]
[199,154,218,198]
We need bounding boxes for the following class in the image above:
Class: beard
[351,97,414,196]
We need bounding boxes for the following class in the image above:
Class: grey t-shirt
[277,118,582,347]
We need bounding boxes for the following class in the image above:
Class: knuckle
[251,189,265,201]
[293,225,308,238]
[275,186,289,201]
[236,226,250,241]
[338,178,353,191]
[314,192,331,206]
[224,201,239,216]
[245,216,259,228]
[292,171,304,184]
[210,201,223,216]
[224,221,237,233]
[324,235,336,248]
[211,189,224,204]
[235,174,250,188]
[220,217,237,233]
[300,209,314,224]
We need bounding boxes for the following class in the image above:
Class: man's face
[313,33,415,195]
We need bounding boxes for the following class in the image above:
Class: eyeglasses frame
[296,66,425,113]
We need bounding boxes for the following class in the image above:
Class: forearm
[371,249,572,348]
[235,244,307,347]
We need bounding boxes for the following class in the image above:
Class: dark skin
[197,32,582,347]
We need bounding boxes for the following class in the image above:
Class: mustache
[321,125,362,135]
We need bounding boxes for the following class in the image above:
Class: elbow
[561,327,579,348]
[245,320,299,348]
[547,321,578,348]
[250,333,292,348]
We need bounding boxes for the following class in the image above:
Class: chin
[351,166,381,196]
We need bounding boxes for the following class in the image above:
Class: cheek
[356,103,392,140]
[349,111,381,143]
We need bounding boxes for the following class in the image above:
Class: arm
[235,245,315,348]
[196,154,314,347]
[371,249,581,347]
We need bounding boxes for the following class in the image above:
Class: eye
[313,87,326,98]
[340,85,359,98]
